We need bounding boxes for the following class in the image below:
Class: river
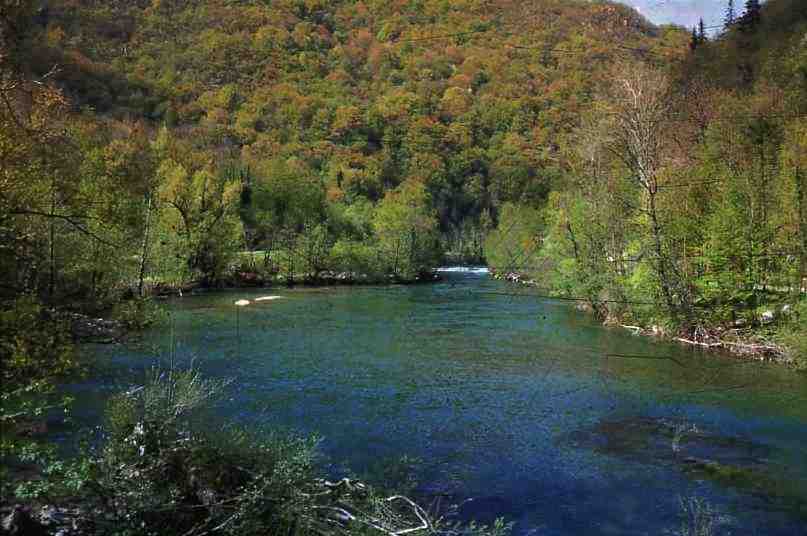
[71,268,807,535]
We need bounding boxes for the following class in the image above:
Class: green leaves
[373,181,441,278]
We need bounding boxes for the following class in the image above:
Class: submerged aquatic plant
[671,421,700,454]
[678,495,718,536]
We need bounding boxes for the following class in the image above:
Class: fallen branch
[385,496,431,535]
[675,337,722,348]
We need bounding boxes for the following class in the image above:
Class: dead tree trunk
[607,62,692,331]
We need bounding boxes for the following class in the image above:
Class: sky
[620,0,729,29]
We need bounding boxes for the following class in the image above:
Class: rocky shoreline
[489,270,795,365]
[57,311,124,344]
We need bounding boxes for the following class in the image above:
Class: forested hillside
[2,0,689,299]
[2,0,805,350]
[486,0,807,364]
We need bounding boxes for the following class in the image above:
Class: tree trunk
[648,190,680,325]
[137,193,153,298]
[797,166,807,292]
[48,183,55,300]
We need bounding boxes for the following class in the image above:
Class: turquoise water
[73,269,807,535]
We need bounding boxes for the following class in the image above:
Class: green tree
[155,130,243,285]
[603,62,694,329]
[373,180,440,279]
[781,121,807,293]
[484,203,544,276]
[250,157,326,282]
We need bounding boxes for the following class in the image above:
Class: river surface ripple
[72,269,807,536]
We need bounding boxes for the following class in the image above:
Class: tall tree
[782,122,807,293]
[604,62,693,329]
[373,181,440,279]
[689,27,700,51]
[739,0,762,31]
[155,131,243,285]
[724,0,736,28]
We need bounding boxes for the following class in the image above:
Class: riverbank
[490,270,804,367]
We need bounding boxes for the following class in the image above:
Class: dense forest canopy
[1,0,805,338]
[2,0,691,295]
[515,0,807,334]
[0,0,805,326]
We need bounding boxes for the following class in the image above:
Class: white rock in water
[254,296,282,302]
[234,299,251,306]
[761,310,774,323]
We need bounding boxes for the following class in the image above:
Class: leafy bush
[111,297,166,330]
[0,296,76,386]
[778,300,807,370]
[88,369,314,535]
[25,367,513,536]
[1,296,76,454]
[0,296,81,503]
[329,239,384,279]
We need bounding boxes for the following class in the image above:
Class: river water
[72,268,807,535]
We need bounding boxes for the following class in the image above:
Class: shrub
[57,367,514,536]
[1,296,76,455]
[329,239,384,279]
[778,300,807,370]
[0,296,76,386]
[81,368,315,535]
[111,297,166,330]
[0,296,81,503]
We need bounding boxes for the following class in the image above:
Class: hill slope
[2,0,690,299]
[26,0,688,226]
[485,0,806,363]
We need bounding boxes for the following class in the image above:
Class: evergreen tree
[724,0,736,28]
[739,0,762,31]
[690,20,707,51]
[689,27,700,51]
